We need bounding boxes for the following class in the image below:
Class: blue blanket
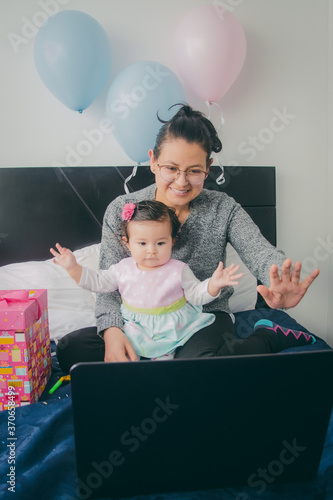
[0,309,332,500]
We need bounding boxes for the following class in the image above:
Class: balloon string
[205,101,225,185]
[56,167,102,229]
[124,164,139,194]
[212,154,225,185]
[205,100,225,130]
[205,100,212,120]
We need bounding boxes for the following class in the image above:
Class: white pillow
[225,243,257,313]
[0,245,100,342]
[0,243,257,341]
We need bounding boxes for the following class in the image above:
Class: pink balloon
[173,5,246,103]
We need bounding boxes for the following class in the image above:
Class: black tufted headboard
[0,165,276,267]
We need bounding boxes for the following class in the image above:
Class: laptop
[70,350,333,499]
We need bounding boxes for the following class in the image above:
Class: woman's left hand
[256,258,320,309]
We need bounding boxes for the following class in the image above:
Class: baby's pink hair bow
[121,203,136,221]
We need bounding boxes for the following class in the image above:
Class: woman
[56,105,319,372]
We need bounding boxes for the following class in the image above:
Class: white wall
[1,0,332,346]
[328,0,333,347]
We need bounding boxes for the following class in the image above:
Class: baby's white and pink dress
[79,257,218,360]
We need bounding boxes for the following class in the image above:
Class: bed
[0,165,332,500]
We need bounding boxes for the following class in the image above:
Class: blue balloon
[106,61,185,163]
[34,10,112,112]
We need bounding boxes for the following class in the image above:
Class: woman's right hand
[103,327,138,362]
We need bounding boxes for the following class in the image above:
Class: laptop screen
[71,351,333,499]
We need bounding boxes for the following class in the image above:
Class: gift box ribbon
[0,291,42,320]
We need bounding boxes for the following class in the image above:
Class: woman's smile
[169,186,191,196]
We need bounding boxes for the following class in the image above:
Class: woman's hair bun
[154,103,222,161]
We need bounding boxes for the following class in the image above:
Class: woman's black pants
[56,312,282,374]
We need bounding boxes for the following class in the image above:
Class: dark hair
[153,104,222,166]
[122,200,180,240]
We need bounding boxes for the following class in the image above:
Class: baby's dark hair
[153,104,222,166]
[121,200,180,240]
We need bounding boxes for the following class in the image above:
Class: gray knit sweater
[96,184,286,334]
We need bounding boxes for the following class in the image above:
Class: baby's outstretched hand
[208,262,243,297]
[50,243,77,271]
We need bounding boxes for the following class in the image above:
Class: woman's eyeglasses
[157,164,207,186]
